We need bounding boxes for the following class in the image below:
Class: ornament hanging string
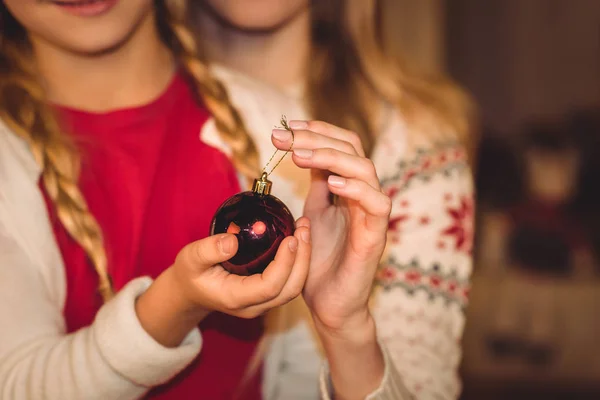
[262,115,295,177]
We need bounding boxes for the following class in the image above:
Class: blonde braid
[164,0,261,184]
[0,14,114,302]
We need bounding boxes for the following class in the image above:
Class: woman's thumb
[177,233,238,271]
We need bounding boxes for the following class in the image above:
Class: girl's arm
[0,222,201,400]
[0,215,311,399]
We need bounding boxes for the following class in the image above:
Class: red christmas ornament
[211,117,298,275]
[210,172,295,275]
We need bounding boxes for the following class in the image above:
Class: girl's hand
[272,121,391,336]
[136,223,311,347]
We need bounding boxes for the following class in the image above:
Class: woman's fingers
[288,120,366,157]
[327,176,392,232]
[272,127,358,157]
[292,147,381,190]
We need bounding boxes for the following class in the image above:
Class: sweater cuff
[319,341,413,400]
[93,277,202,387]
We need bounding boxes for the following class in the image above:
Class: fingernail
[301,228,310,243]
[289,120,308,129]
[294,149,313,159]
[288,237,298,252]
[272,128,292,141]
[219,235,235,254]
[328,175,347,187]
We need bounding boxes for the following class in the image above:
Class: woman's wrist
[314,311,385,400]
[313,308,375,344]
[135,267,210,348]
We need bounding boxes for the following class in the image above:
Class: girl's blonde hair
[0,0,262,301]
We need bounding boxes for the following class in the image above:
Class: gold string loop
[262,115,294,177]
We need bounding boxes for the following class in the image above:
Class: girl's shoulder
[0,118,40,184]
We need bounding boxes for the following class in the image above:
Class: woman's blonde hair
[0,0,262,302]
[306,0,474,156]
[191,0,475,387]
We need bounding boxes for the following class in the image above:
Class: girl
[0,2,473,400]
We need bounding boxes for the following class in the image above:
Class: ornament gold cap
[252,172,272,195]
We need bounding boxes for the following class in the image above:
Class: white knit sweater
[0,66,473,400]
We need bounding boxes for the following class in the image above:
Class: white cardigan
[0,66,473,400]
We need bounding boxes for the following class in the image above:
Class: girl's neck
[197,8,310,91]
[32,12,175,113]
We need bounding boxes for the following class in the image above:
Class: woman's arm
[370,141,474,399]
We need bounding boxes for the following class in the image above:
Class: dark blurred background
[384,1,600,399]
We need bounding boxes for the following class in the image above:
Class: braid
[163,0,261,184]
[0,12,114,302]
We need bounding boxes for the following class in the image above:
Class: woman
[0,1,473,400]
[193,1,474,398]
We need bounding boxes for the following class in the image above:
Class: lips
[52,0,118,17]
[53,0,104,5]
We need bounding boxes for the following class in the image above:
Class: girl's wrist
[135,267,210,347]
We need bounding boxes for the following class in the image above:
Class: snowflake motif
[404,269,422,284]
[429,275,442,288]
[441,195,474,253]
[377,266,397,282]
[447,281,458,293]
[384,186,400,199]
[388,214,409,244]
[463,286,471,300]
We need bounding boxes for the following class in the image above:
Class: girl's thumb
[177,233,238,271]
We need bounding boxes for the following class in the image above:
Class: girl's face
[3,0,155,55]
[201,0,310,32]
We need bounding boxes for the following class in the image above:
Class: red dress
[41,73,263,399]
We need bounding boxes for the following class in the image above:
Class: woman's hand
[272,120,391,335]
[273,121,391,399]
[135,224,311,347]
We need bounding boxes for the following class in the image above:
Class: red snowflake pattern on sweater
[388,214,409,244]
[441,195,474,254]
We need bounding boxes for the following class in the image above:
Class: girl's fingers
[240,219,312,317]
[272,128,358,156]
[221,235,298,309]
[328,176,392,232]
[288,120,366,157]
[267,220,311,304]
[292,147,381,189]
[178,233,239,272]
